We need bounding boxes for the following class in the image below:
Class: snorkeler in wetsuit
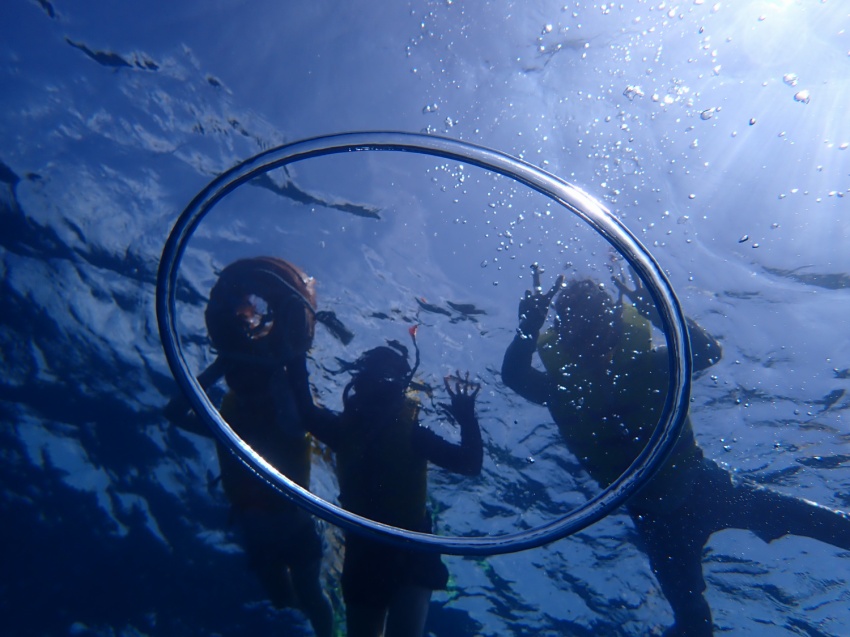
[290,333,483,637]
[165,256,334,637]
[501,265,850,637]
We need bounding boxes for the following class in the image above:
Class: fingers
[444,371,481,398]
[546,274,565,301]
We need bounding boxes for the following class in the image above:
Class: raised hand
[443,371,480,422]
[517,263,564,338]
[613,264,655,319]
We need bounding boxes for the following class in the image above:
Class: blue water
[2,1,849,636]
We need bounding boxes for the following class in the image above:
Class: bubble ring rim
[156,131,692,556]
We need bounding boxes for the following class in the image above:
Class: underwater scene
[2,1,849,636]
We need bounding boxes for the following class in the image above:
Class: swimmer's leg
[725,478,850,550]
[385,585,431,637]
[633,512,713,637]
[290,558,335,637]
[345,602,387,637]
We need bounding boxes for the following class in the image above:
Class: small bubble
[793,89,811,104]
[839,142,849,150]
[783,73,798,86]
[542,24,553,34]
[700,107,716,120]
[690,139,699,149]
[771,222,780,229]
[688,193,696,199]
[752,243,760,248]
[758,15,766,21]
[749,118,756,125]
[738,234,749,243]
[422,103,439,114]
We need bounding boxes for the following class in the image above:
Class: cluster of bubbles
[783,73,812,104]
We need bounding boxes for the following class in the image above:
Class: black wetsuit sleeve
[413,408,483,476]
[287,356,342,450]
[640,306,722,375]
[163,358,227,438]
[686,318,722,373]
[501,332,552,406]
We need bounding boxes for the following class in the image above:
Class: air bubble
[623,85,645,100]
[783,73,798,86]
[793,89,811,104]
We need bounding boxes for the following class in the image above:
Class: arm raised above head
[502,264,561,406]
[615,269,722,374]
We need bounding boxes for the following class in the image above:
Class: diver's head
[345,343,413,399]
[206,257,317,367]
[553,279,622,354]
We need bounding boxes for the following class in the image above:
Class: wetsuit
[290,358,482,610]
[503,306,850,637]
[217,367,323,607]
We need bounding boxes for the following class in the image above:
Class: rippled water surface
[2,1,849,636]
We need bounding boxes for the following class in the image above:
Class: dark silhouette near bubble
[165,256,334,637]
[502,264,850,637]
[292,329,483,637]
